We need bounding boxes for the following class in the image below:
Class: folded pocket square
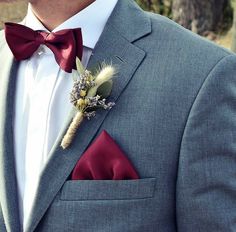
[71,130,139,180]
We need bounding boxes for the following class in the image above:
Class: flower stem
[61,111,84,149]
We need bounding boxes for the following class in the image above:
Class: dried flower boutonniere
[61,58,116,149]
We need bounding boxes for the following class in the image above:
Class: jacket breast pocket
[60,178,156,201]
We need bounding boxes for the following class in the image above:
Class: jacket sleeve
[176,54,236,231]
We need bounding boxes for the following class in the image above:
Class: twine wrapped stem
[61,111,84,149]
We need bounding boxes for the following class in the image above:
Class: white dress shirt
[13,0,118,229]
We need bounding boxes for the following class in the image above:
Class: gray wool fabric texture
[0,0,236,231]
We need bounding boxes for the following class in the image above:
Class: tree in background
[170,0,232,35]
[136,0,233,36]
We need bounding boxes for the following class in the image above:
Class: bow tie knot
[4,22,83,73]
[35,31,48,44]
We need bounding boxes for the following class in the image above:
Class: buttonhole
[115,55,124,63]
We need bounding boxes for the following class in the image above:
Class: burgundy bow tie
[4,22,83,73]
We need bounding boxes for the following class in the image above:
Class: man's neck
[29,0,95,31]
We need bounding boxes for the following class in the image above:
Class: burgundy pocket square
[71,130,139,180]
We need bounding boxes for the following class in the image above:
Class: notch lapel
[0,42,21,231]
[25,1,151,231]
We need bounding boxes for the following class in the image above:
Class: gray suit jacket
[0,0,236,231]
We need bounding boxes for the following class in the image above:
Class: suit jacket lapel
[0,40,21,231]
[21,1,150,231]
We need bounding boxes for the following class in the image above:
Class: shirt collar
[24,0,118,49]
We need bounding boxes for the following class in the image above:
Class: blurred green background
[0,0,236,50]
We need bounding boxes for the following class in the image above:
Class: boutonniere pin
[61,58,116,149]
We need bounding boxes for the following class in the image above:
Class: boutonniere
[61,58,116,149]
